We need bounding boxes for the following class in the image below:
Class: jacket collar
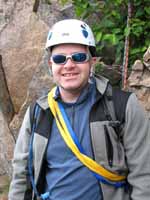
[95,74,109,95]
[36,75,109,110]
[36,94,49,110]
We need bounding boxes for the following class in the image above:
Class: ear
[48,60,53,76]
[91,57,97,65]
[48,60,52,66]
[90,57,97,68]
[90,57,97,73]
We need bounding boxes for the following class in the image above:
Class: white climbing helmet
[45,19,96,56]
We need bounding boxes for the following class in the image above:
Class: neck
[59,88,81,103]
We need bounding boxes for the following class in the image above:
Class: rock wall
[0,0,74,176]
[0,55,14,123]
[0,110,14,176]
[128,46,150,118]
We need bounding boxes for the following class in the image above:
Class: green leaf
[141,46,147,52]
[132,26,143,37]
[96,32,102,42]
[130,48,142,55]
[131,19,145,27]
[144,7,150,15]
[102,18,115,28]
[59,0,70,5]
[75,7,84,16]
[135,8,144,17]
[102,34,117,45]
[113,28,121,34]
[133,1,141,6]
[124,27,131,36]
[82,2,89,9]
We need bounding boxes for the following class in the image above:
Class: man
[8,19,150,200]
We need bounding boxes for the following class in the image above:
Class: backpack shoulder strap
[112,87,132,124]
[103,84,117,121]
[29,101,54,137]
[28,102,42,198]
[29,102,40,132]
[104,84,132,136]
[28,102,54,200]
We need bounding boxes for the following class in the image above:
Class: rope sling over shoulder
[28,86,128,200]
[48,87,127,187]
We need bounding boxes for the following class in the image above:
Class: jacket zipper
[104,125,113,168]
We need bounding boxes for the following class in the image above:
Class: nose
[64,58,75,69]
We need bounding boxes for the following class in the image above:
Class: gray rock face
[0,0,73,113]
[9,52,54,138]
[143,46,150,70]
[1,12,49,112]
[0,0,74,175]
[0,55,14,123]
[0,110,15,176]
[128,47,150,118]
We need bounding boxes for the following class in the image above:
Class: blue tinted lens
[72,53,88,62]
[52,55,66,64]
[52,53,89,64]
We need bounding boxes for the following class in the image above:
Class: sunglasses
[51,52,90,64]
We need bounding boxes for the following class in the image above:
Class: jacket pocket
[90,121,128,176]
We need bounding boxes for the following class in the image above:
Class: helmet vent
[62,33,70,36]
[48,32,52,40]
[82,30,88,38]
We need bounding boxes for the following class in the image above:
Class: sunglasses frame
[51,52,90,65]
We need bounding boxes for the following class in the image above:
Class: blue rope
[40,192,50,200]
[58,102,85,154]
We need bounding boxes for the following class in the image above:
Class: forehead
[51,43,88,54]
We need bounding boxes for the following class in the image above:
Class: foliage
[44,0,51,5]
[59,0,150,67]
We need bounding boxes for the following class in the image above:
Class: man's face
[50,44,94,94]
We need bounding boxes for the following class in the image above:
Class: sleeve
[123,93,150,200]
[8,107,32,200]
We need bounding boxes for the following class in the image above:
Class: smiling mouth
[62,73,78,77]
